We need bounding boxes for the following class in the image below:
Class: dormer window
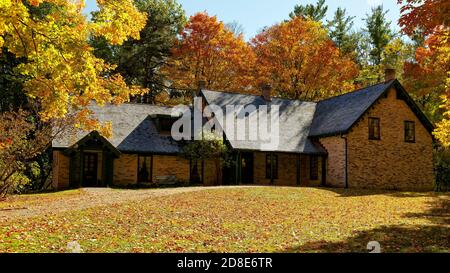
[155,116,178,135]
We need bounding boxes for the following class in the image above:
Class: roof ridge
[122,102,175,109]
[202,79,396,105]
[201,89,315,104]
[316,79,395,104]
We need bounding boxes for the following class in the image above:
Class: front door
[241,152,254,184]
[83,153,98,187]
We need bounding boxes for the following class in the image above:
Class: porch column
[296,154,301,186]
[235,152,241,185]
[79,149,84,187]
[101,152,107,187]
[270,152,274,185]
[321,155,327,186]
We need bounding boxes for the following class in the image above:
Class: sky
[84,0,402,40]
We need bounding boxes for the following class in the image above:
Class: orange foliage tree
[0,0,147,136]
[251,17,358,101]
[399,0,450,146]
[163,12,256,96]
[398,0,449,36]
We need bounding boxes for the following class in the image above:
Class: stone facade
[300,154,323,187]
[113,154,138,186]
[318,87,434,190]
[52,150,70,189]
[203,160,221,186]
[319,137,346,187]
[52,87,434,191]
[112,154,191,186]
[152,155,190,183]
[346,87,434,190]
[253,152,322,186]
[53,153,192,188]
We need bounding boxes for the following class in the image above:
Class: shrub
[434,146,450,192]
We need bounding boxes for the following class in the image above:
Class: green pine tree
[363,5,394,66]
[91,0,186,104]
[327,7,357,57]
[289,0,328,22]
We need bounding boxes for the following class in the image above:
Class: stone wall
[52,151,70,189]
[112,154,191,186]
[253,152,322,186]
[346,87,434,190]
[152,155,190,183]
[319,137,346,187]
[113,154,138,186]
[203,159,221,186]
[300,154,323,187]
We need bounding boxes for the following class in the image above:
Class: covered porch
[223,151,328,187]
[62,131,120,188]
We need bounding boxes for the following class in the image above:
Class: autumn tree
[398,0,450,146]
[163,12,256,98]
[0,110,75,196]
[0,0,147,134]
[289,0,328,22]
[91,0,186,104]
[398,0,449,36]
[225,21,245,37]
[0,1,147,194]
[0,48,27,112]
[380,38,414,81]
[251,17,358,101]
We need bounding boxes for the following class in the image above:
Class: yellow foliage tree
[0,0,147,136]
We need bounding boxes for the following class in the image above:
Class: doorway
[83,153,98,187]
[240,152,254,184]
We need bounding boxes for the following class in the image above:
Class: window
[310,155,319,180]
[404,121,415,143]
[159,117,176,134]
[137,155,152,182]
[368,117,381,140]
[265,154,278,179]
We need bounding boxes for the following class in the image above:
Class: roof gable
[309,80,434,137]
[64,131,120,157]
[391,80,434,134]
[53,103,184,154]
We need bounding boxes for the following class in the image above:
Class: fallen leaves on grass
[0,187,448,253]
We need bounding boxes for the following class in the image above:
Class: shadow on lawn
[283,196,450,253]
[319,187,447,198]
[283,225,449,253]
[404,197,450,225]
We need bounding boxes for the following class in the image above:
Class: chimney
[261,84,271,102]
[195,80,206,97]
[384,67,396,82]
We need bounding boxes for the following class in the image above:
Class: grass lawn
[0,187,448,253]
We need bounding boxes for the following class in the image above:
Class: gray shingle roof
[53,79,432,155]
[52,103,184,154]
[200,90,326,154]
[309,80,395,137]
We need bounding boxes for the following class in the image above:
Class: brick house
[52,77,435,191]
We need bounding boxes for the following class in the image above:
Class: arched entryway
[63,131,120,188]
